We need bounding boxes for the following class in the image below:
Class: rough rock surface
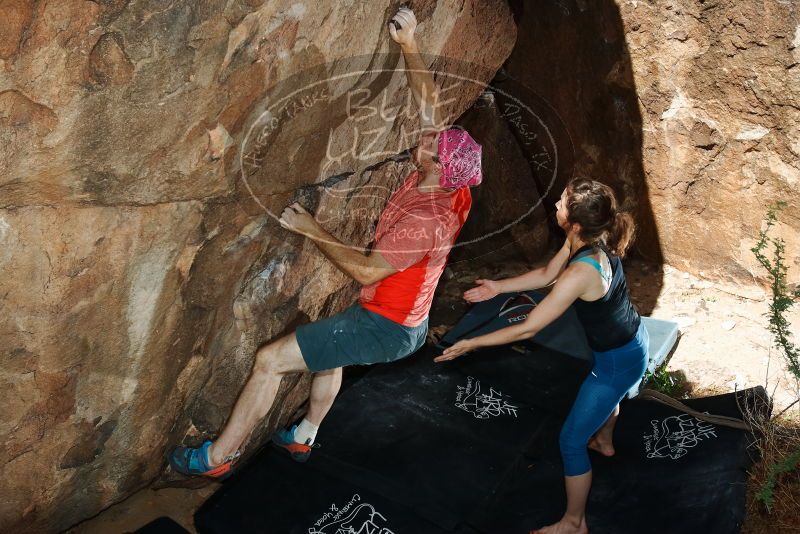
[0,1,515,532]
[452,91,550,266]
[622,0,799,285]
[505,0,799,291]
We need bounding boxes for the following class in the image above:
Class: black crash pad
[194,343,762,534]
[472,388,763,533]
[132,516,190,534]
[196,451,455,534]
[438,291,593,361]
[305,352,555,528]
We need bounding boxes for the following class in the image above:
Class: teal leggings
[559,321,649,476]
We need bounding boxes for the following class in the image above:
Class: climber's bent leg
[170,302,427,475]
[208,332,307,465]
[271,367,342,462]
[271,302,428,459]
[168,332,306,477]
[306,367,343,427]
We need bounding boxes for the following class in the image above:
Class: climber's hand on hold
[279,202,321,239]
[389,7,440,129]
[388,7,418,48]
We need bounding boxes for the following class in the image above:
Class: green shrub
[750,201,800,380]
[750,201,800,511]
[643,366,685,397]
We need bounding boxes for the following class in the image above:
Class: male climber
[168,7,483,477]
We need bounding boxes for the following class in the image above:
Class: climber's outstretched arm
[389,7,444,132]
[279,202,397,286]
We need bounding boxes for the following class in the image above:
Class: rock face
[5,0,798,530]
[0,1,515,532]
[621,0,800,285]
[505,0,799,291]
[451,91,551,266]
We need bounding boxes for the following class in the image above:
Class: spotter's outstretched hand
[434,339,474,362]
[463,279,500,303]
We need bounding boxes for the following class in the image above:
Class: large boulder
[504,0,799,289]
[621,0,800,284]
[0,1,516,532]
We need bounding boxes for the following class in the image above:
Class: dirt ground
[624,259,800,420]
[67,258,800,533]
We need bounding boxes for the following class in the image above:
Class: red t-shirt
[359,171,472,327]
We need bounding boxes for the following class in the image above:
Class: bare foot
[531,516,588,534]
[588,436,615,457]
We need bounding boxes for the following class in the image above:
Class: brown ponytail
[605,211,635,257]
[565,178,636,257]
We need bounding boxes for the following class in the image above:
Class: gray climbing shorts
[296,302,428,372]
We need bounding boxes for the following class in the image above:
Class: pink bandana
[437,128,482,189]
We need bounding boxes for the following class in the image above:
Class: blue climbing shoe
[168,440,240,479]
[271,425,313,463]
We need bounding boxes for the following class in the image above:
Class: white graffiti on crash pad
[643,413,718,460]
[309,493,395,534]
[455,375,518,419]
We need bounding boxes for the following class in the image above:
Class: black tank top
[568,243,641,352]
